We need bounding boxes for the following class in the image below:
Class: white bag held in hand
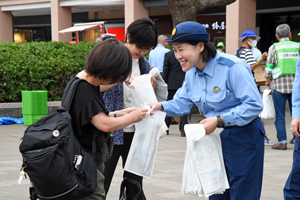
[125,74,168,178]
[260,89,275,119]
[182,124,229,197]
[129,74,168,138]
[129,74,157,107]
[124,109,167,178]
[149,68,168,102]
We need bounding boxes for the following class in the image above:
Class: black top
[162,50,186,90]
[69,75,109,165]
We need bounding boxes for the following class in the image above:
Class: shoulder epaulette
[217,57,235,68]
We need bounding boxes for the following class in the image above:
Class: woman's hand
[147,102,163,114]
[291,118,300,138]
[151,76,157,91]
[125,77,134,86]
[117,107,138,117]
[199,117,218,135]
[128,108,148,123]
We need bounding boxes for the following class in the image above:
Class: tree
[166,0,236,26]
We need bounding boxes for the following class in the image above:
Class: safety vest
[266,41,299,79]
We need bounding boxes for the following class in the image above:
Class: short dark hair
[126,18,157,49]
[185,41,216,63]
[85,39,132,84]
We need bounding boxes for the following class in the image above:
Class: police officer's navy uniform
[284,57,300,200]
[163,21,265,200]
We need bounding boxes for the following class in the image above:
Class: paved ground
[0,112,294,200]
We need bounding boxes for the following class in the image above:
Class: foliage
[0,41,97,102]
[166,0,236,26]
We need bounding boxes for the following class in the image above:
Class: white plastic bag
[129,74,157,107]
[129,74,168,137]
[124,74,168,177]
[182,124,229,197]
[124,109,166,178]
[260,89,276,119]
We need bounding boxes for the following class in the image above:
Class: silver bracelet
[114,111,118,118]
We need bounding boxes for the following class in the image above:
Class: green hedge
[0,41,97,102]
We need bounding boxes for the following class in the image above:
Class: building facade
[0,0,299,54]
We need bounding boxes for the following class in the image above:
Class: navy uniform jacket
[162,50,186,90]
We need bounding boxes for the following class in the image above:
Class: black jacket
[162,50,186,90]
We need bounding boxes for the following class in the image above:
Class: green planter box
[22,90,48,125]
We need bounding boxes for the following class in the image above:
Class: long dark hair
[85,39,132,84]
[126,18,157,49]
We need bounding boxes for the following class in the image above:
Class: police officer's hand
[199,117,218,135]
[147,102,163,114]
[291,118,300,138]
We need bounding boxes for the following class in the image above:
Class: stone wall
[0,101,201,118]
[0,101,61,118]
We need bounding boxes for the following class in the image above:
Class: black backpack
[19,78,97,200]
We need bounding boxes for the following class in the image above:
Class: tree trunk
[166,0,236,27]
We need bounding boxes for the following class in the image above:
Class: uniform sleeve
[292,57,300,118]
[161,76,194,117]
[222,62,264,126]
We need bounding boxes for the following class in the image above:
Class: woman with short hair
[68,39,148,200]
[103,18,157,200]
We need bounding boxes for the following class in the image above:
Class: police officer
[284,57,300,200]
[149,21,265,200]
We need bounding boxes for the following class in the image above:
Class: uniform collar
[194,54,217,77]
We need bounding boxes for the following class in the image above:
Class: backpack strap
[61,78,84,112]
[236,46,246,58]
[62,77,99,158]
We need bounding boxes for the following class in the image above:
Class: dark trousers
[165,89,188,133]
[209,118,265,200]
[284,136,300,199]
[104,132,146,200]
[272,89,293,143]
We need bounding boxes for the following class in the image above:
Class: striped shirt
[234,48,256,66]
[234,47,257,81]
[264,38,299,93]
